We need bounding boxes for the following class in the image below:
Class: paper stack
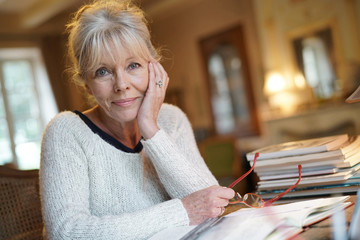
[246,134,360,199]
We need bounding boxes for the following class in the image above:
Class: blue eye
[129,63,140,70]
[95,67,110,77]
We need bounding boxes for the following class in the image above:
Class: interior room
[1,0,360,239]
[1,0,360,188]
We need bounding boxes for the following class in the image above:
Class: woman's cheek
[133,74,149,93]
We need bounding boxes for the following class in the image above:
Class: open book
[149,196,352,240]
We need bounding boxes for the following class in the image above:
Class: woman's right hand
[137,62,169,140]
[181,185,235,225]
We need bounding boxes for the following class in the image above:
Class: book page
[303,202,351,226]
[150,196,350,240]
[227,196,350,227]
[198,209,287,240]
[148,226,195,240]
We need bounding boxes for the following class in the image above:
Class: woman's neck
[83,105,142,149]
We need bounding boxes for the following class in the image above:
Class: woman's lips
[112,97,137,107]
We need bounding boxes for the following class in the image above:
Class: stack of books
[246,134,360,199]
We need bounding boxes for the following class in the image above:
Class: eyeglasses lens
[243,193,264,208]
[228,192,240,204]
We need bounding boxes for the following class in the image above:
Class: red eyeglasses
[228,152,302,208]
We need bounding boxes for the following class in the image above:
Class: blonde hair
[66,0,160,87]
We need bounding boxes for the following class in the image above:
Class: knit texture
[40,104,218,240]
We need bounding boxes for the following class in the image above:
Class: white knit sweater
[40,103,218,240]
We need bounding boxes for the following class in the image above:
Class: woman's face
[85,45,149,124]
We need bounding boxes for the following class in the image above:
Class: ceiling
[0,0,201,35]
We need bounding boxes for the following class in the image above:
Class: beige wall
[253,0,360,96]
[149,0,263,131]
[149,0,360,131]
[147,0,360,149]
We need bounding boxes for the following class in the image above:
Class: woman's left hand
[137,61,169,139]
[181,185,235,225]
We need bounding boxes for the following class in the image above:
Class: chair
[198,136,248,195]
[0,165,43,240]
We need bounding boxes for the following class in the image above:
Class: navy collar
[74,110,143,153]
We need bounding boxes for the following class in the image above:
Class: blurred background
[0,0,359,192]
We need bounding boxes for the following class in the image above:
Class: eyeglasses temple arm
[228,152,259,189]
[264,164,302,206]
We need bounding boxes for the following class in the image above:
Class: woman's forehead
[100,43,130,61]
[95,39,149,64]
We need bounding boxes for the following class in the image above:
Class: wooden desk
[223,195,357,239]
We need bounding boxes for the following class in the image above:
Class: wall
[149,0,263,131]
[253,0,360,96]
[149,0,360,142]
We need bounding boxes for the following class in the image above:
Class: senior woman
[40,0,234,239]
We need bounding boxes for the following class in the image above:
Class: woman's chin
[112,110,139,123]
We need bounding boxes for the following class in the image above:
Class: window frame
[0,47,58,169]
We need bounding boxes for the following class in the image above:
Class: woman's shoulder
[159,103,187,120]
[47,111,80,125]
[43,111,85,135]
[158,103,191,130]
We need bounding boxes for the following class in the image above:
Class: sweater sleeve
[40,114,189,240]
[141,105,218,199]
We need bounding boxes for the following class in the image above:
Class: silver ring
[156,80,163,88]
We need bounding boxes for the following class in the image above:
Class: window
[208,50,250,134]
[292,28,338,100]
[0,48,58,169]
[302,37,337,99]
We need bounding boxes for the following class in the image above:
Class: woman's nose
[113,72,129,92]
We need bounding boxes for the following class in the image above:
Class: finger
[152,62,162,82]
[212,197,230,208]
[156,62,168,82]
[153,62,165,79]
[209,206,225,218]
[198,196,227,212]
[148,62,156,90]
[207,186,235,199]
[205,198,231,209]
[158,63,170,89]
[153,62,169,89]
[218,206,225,216]
[217,187,236,199]
[151,63,163,90]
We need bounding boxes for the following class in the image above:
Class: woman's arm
[141,105,219,199]
[40,113,189,240]
[142,105,235,224]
